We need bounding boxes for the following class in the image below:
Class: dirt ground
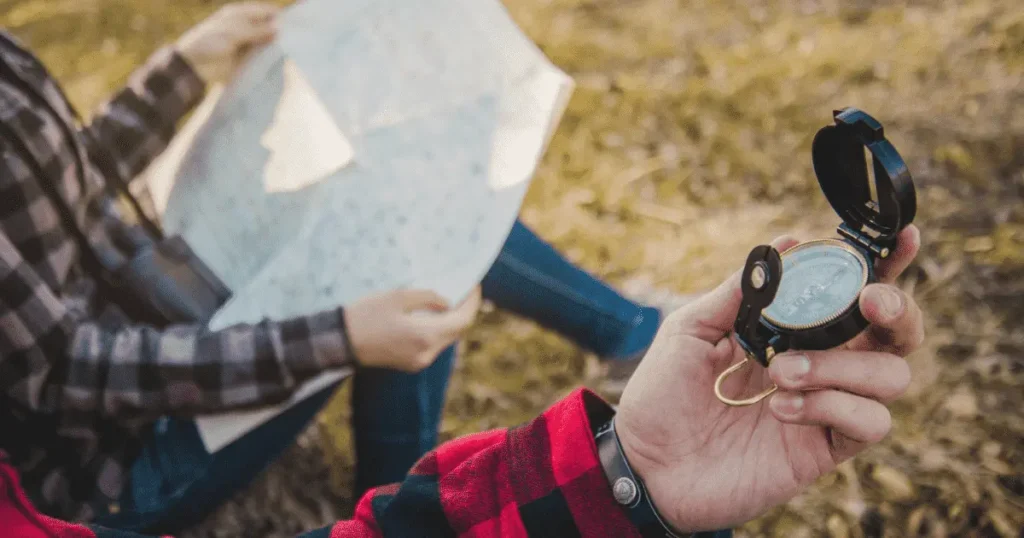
[3,0,1022,536]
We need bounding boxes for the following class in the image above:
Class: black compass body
[735,107,917,370]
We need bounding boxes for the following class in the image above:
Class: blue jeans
[92,219,661,534]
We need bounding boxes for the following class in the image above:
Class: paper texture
[140,0,574,452]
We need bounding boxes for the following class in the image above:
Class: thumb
[231,17,278,47]
[419,286,482,339]
[396,289,450,312]
[672,235,800,341]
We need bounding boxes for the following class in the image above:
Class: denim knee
[350,344,457,493]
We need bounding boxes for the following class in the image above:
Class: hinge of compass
[837,222,891,259]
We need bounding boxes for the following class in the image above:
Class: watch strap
[595,418,693,538]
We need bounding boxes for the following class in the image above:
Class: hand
[614,225,924,532]
[344,287,483,372]
[174,2,280,85]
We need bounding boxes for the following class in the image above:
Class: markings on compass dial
[763,243,868,329]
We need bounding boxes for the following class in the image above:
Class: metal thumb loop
[713,357,778,407]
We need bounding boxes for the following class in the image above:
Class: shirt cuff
[530,387,641,536]
[575,390,734,538]
[131,45,207,127]
[277,307,356,378]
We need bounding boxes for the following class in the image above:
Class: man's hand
[174,2,280,86]
[615,225,923,532]
[344,287,483,372]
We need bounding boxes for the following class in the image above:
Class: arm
[9,228,924,537]
[78,2,280,188]
[3,391,727,538]
[299,389,731,538]
[0,226,352,425]
[77,46,206,185]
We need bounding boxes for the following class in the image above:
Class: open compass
[715,107,916,406]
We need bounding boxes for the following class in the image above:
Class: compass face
[763,240,869,330]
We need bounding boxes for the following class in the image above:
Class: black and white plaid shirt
[0,31,354,521]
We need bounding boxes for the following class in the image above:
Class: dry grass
[3,0,1023,536]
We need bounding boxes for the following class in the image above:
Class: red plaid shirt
[2,389,733,537]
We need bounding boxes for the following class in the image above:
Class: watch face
[762,240,869,330]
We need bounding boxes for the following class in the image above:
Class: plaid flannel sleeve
[55,390,733,537]
[78,46,205,184]
[0,225,354,424]
[295,388,733,538]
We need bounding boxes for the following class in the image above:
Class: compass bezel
[761,239,870,331]
[760,238,877,351]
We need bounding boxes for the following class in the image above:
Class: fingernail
[775,354,810,383]
[876,287,904,319]
[770,393,804,416]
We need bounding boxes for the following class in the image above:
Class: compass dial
[762,240,869,330]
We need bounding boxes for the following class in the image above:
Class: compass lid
[811,107,916,249]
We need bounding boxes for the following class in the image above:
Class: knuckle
[402,354,425,372]
[415,353,434,369]
[892,340,915,358]
[413,332,434,350]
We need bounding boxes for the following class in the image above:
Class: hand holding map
[141,0,574,451]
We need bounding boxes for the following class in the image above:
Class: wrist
[595,418,694,537]
[170,44,206,81]
[337,307,363,366]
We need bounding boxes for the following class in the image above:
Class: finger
[767,351,911,403]
[772,235,802,254]
[230,18,278,47]
[397,289,450,312]
[447,287,481,321]
[847,284,925,355]
[874,225,920,283]
[224,4,279,44]
[234,40,273,70]
[673,235,801,338]
[435,287,483,336]
[461,285,483,309]
[769,389,892,462]
[227,2,281,23]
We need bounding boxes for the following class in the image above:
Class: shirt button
[612,477,638,505]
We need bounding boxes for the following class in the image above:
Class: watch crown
[612,477,638,505]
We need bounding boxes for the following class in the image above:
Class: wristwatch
[595,418,694,538]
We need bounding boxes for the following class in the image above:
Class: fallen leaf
[870,465,916,501]
[987,510,1017,538]
[826,513,850,538]
[943,389,978,418]
[906,506,928,536]
[964,236,995,253]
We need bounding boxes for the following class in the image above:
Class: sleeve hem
[152,46,207,120]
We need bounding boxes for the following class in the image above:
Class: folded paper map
[140,0,574,452]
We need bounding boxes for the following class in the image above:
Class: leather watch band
[595,418,693,538]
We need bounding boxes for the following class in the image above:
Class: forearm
[63,391,729,538]
[296,389,734,537]
[302,389,656,537]
[78,45,205,184]
[55,308,354,423]
[2,234,352,423]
